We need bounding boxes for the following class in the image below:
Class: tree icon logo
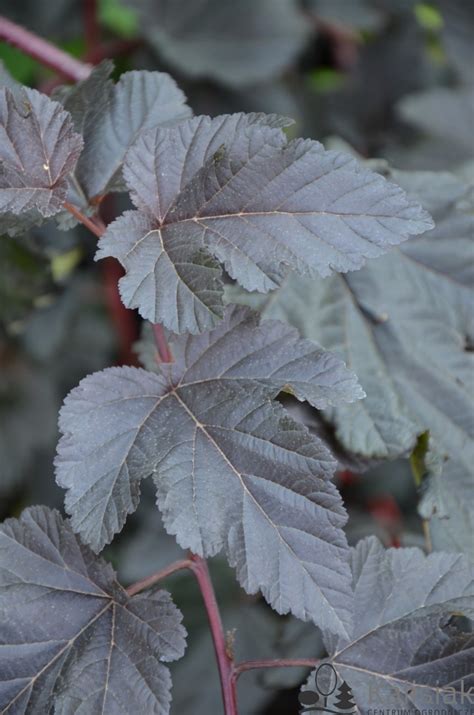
[298,663,357,714]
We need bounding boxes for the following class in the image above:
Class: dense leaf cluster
[0,1,473,713]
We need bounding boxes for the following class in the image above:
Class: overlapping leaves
[0,86,83,217]
[231,168,474,553]
[55,305,364,637]
[0,506,186,714]
[235,173,472,455]
[301,536,474,713]
[0,65,191,234]
[96,112,432,333]
[57,61,192,203]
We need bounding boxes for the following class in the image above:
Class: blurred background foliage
[0,1,472,712]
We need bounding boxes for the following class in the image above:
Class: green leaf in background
[99,0,139,38]
[0,45,37,86]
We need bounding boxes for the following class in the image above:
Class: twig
[65,205,230,711]
[83,0,100,58]
[153,323,173,363]
[64,201,138,364]
[0,15,91,82]
[64,201,104,238]
[126,559,193,596]
[126,554,239,714]
[190,555,238,715]
[67,202,171,368]
[1,25,231,713]
[102,258,139,365]
[1,26,309,710]
[233,658,319,680]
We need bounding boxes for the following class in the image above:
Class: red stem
[102,258,139,365]
[83,0,100,59]
[126,555,238,714]
[153,323,173,363]
[7,26,230,713]
[126,559,193,596]
[233,658,319,680]
[64,201,103,238]
[189,555,238,715]
[0,15,91,82]
[64,202,138,364]
[4,17,272,703]
[126,557,319,713]
[64,201,173,363]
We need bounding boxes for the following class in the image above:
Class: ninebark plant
[0,15,472,715]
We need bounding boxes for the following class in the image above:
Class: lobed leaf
[0,87,83,217]
[55,305,364,637]
[231,169,473,465]
[97,112,432,333]
[58,62,192,203]
[0,506,186,714]
[302,537,474,713]
[0,67,45,234]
